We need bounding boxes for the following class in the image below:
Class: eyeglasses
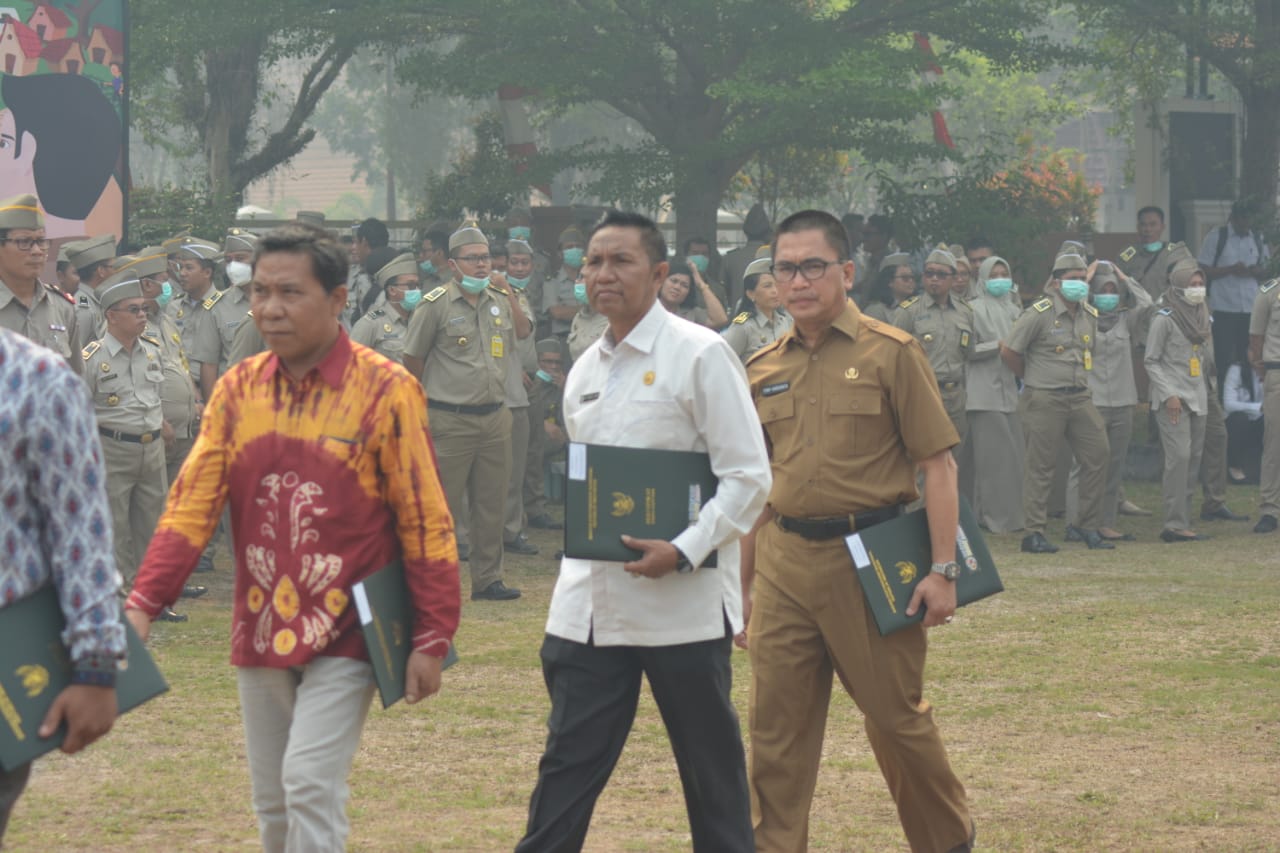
[922,269,953,280]
[893,273,917,282]
[110,304,147,315]
[2,237,49,252]
[455,255,491,264]
[770,258,844,282]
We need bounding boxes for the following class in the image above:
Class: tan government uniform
[567,305,609,363]
[745,301,971,853]
[74,284,105,351]
[1250,279,1280,518]
[402,280,515,594]
[1117,243,1175,304]
[83,332,168,580]
[189,285,250,376]
[226,310,265,366]
[1005,293,1109,535]
[350,304,410,361]
[504,288,538,543]
[1145,307,1211,532]
[0,279,80,372]
[721,309,793,364]
[893,292,973,441]
[148,311,200,483]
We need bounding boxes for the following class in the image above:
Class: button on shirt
[84,333,165,432]
[402,282,513,406]
[1198,226,1270,314]
[1145,311,1210,415]
[0,329,125,665]
[546,302,771,647]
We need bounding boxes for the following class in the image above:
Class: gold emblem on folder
[895,561,917,585]
[611,492,635,517]
[16,665,49,698]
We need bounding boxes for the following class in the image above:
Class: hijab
[1165,266,1212,345]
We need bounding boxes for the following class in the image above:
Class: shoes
[1021,532,1059,554]
[1229,467,1247,483]
[1081,529,1116,550]
[1064,525,1084,542]
[1118,500,1153,517]
[1048,510,1065,519]
[1254,515,1278,534]
[194,552,215,573]
[158,607,188,622]
[1160,529,1209,543]
[504,533,540,556]
[1200,506,1249,522]
[180,584,208,599]
[472,581,521,601]
[527,514,563,530]
[1100,531,1136,542]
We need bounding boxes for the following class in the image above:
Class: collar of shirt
[780,298,860,351]
[104,332,128,356]
[600,299,665,356]
[0,278,45,311]
[924,291,954,310]
[261,326,353,389]
[1051,292,1077,318]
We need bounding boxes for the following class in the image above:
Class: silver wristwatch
[931,561,960,581]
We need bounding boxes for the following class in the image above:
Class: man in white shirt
[515,210,771,853]
[1198,198,1271,390]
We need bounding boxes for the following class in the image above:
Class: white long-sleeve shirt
[1223,363,1264,421]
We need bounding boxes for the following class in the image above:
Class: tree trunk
[671,150,746,254]
[1240,82,1280,214]
[202,41,264,214]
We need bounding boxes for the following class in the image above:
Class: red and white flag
[913,33,955,150]
[497,84,551,197]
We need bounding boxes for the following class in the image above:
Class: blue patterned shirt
[0,329,125,668]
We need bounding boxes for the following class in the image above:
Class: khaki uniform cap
[223,228,259,254]
[374,253,420,290]
[449,226,488,251]
[116,247,169,280]
[64,234,117,269]
[99,275,146,310]
[173,239,223,262]
[0,194,44,230]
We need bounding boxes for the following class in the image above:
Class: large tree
[396,0,1059,246]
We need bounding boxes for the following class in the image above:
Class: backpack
[1212,225,1264,268]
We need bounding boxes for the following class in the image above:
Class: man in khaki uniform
[1003,250,1114,553]
[83,277,167,585]
[0,194,80,372]
[222,228,258,265]
[351,252,419,361]
[524,339,567,530]
[502,240,542,555]
[543,226,587,341]
[1117,206,1176,303]
[743,210,973,853]
[1249,277,1280,533]
[402,225,530,601]
[893,244,973,441]
[65,233,117,350]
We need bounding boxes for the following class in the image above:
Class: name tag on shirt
[761,381,790,397]
[579,391,600,403]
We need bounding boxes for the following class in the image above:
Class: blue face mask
[419,260,436,276]
[507,275,531,291]
[535,369,554,383]
[508,226,531,241]
[573,282,588,304]
[562,248,584,268]
[459,275,490,294]
[985,277,1013,297]
[1143,242,1163,253]
[400,288,423,311]
[1059,279,1090,303]
[687,254,710,274]
[1092,293,1120,312]
[157,281,173,308]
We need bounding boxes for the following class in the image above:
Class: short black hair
[491,243,508,259]
[841,213,864,232]
[356,218,389,249]
[590,209,667,265]
[254,223,349,293]
[964,235,995,253]
[664,260,700,309]
[683,236,711,254]
[1232,197,1261,220]
[865,213,894,237]
[1137,205,1165,222]
[422,229,450,254]
[775,209,851,260]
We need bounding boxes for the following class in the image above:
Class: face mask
[985,277,1013,297]
[459,275,490,295]
[1093,293,1120,312]
[562,248,584,268]
[400,288,423,311]
[1144,242,1163,253]
[507,275,531,291]
[419,260,436,276]
[1059,279,1089,303]
[573,282,588,304]
[687,254,709,274]
[535,369,554,383]
[508,226,531,241]
[226,260,252,287]
[157,281,173,308]
[1182,286,1207,305]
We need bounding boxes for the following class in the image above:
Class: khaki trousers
[1062,405,1133,529]
[940,385,968,446]
[1261,372,1280,516]
[430,406,512,594]
[523,413,550,522]
[1198,390,1229,514]
[748,522,970,853]
[1021,389,1109,535]
[1156,406,1206,531]
[102,435,168,581]
[504,406,530,541]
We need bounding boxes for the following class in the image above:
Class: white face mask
[226,260,252,287]
[1182,286,1207,305]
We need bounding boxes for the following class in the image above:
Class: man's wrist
[71,655,119,688]
[673,546,694,573]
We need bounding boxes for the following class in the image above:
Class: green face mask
[562,248,584,268]
[573,282,588,304]
[1059,279,1089,303]
[507,275,531,291]
[687,254,710,274]
[1092,293,1120,312]
[1143,242,1163,253]
[459,275,490,294]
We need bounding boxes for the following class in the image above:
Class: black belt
[427,400,503,416]
[938,380,962,391]
[1039,386,1088,394]
[776,504,903,541]
[99,427,159,444]
[1264,362,1280,370]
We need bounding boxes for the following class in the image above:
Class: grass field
[7,482,1280,852]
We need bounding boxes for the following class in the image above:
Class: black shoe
[180,584,208,599]
[1254,515,1278,534]
[527,514,563,530]
[1160,529,1209,543]
[472,581,521,601]
[1021,532,1059,554]
[194,552,215,573]
[1200,506,1249,522]
[1064,524,1085,542]
[1082,529,1116,550]
[504,533,539,556]
[158,606,188,622]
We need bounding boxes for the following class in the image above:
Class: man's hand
[735,591,752,650]
[620,535,680,579]
[489,271,511,295]
[125,607,151,643]
[1167,396,1182,425]
[161,419,176,451]
[404,651,443,704]
[904,574,958,628]
[39,684,118,753]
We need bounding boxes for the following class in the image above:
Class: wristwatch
[931,561,960,581]
[674,547,694,574]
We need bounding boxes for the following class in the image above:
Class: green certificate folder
[351,560,458,710]
[563,442,719,566]
[845,498,1003,635]
[0,585,168,770]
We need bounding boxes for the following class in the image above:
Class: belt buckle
[140,433,154,444]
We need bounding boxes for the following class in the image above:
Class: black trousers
[1226,411,1265,479]
[1212,311,1251,392]
[515,630,752,853]
[0,763,31,845]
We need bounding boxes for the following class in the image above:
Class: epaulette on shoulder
[1033,298,1053,313]
[897,295,919,309]
[1083,302,1098,317]
[77,294,89,307]
[1156,307,1172,316]
[140,333,160,347]
[44,281,73,304]
[1119,246,1137,263]
[424,286,447,303]
[732,312,750,325]
[745,337,786,366]
[202,289,224,310]
[81,341,100,360]
[369,307,386,318]
[1261,278,1280,293]
[862,315,914,345]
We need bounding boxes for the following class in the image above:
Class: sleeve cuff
[672,527,713,571]
[71,655,120,688]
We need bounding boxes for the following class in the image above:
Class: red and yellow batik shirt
[127,329,460,667]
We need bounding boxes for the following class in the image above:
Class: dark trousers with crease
[515,630,753,853]
[0,763,31,844]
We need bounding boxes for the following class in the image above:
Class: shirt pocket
[757,393,798,463]
[444,314,479,349]
[41,324,72,359]
[827,389,885,457]
[627,386,688,433]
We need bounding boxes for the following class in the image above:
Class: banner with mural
[0,0,125,241]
